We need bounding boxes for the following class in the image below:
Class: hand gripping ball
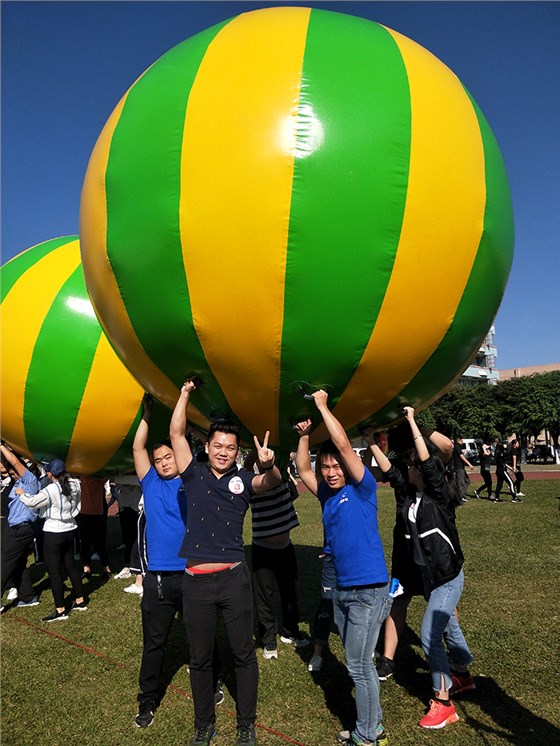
[80,6,514,450]
[0,237,174,474]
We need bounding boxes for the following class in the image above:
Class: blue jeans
[421,569,473,692]
[333,583,391,743]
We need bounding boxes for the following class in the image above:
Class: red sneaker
[450,671,476,696]
[419,699,459,729]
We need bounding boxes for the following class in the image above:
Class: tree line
[416,371,560,451]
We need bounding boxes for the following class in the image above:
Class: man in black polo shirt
[170,380,281,746]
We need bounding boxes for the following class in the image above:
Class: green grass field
[2,480,559,746]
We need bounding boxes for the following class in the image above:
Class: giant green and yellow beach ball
[80,6,514,450]
[0,236,183,474]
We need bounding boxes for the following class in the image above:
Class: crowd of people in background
[2,391,535,746]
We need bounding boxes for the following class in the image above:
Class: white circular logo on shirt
[228,476,245,495]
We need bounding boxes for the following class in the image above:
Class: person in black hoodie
[369,407,474,730]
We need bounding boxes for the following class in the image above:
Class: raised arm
[403,406,430,462]
[360,427,389,481]
[133,394,153,480]
[312,390,364,483]
[169,379,196,474]
[251,431,282,494]
[294,419,318,496]
[425,429,453,463]
[0,442,26,479]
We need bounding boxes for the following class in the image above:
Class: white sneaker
[6,588,18,601]
[307,655,323,672]
[114,568,132,579]
[262,645,278,659]
[516,492,525,497]
[280,634,310,648]
[124,584,143,595]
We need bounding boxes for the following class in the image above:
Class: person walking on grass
[295,391,391,746]
[473,441,493,500]
[369,407,474,730]
[17,458,86,622]
[494,441,518,502]
[508,439,525,500]
[170,379,282,746]
[450,436,474,503]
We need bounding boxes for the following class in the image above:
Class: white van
[461,439,481,464]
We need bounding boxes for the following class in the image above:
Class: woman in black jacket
[370,407,474,730]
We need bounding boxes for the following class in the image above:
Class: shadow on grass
[458,677,560,745]
[306,647,357,733]
[387,626,560,744]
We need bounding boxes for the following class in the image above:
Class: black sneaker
[236,724,257,745]
[70,600,88,612]
[511,496,523,503]
[41,609,68,622]
[135,700,156,728]
[473,489,480,499]
[16,596,40,608]
[214,680,224,706]
[189,725,216,745]
[376,656,395,681]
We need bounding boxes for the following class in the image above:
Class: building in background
[499,362,560,380]
[459,325,499,386]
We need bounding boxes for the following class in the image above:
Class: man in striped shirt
[246,453,308,660]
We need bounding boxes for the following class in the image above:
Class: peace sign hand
[254,431,275,471]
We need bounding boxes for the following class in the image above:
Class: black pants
[479,469,493,497]
[1,522,40,602]
[311,554,336,647]
[43,529,84,607]
[77,514,109,566]
[139,571,222,705]
[251,541,300,645]
[119,508,138,566]
[183,561,258,729]
[495,469,516,499]
[515,470,524,494]
[139,571,185,704]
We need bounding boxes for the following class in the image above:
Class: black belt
[148,570,183,577]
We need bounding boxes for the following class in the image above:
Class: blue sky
[2,1,559,370]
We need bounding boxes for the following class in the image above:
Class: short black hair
[318,439,342,465]
[152,439,173,455]
[387,423,437,465]
[208,420,240,445]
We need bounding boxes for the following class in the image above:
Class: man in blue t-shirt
[295,391,391,746]
[132,395,190,729]
[170,379,281,746]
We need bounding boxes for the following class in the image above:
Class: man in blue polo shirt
[1,442,41,609]
[295,391,391,746]
[132,394,189,728]
[170,379,281,746]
